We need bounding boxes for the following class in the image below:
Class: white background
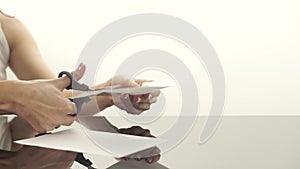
[1,1,300,169]
[1,0,300,116]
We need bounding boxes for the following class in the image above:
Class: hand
[117,126,161,164]
[71,63,86,81]
[11,146,76,169]
[104,76,160,115]
[10,77,76,133]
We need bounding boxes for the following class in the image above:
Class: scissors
[58,71,120,114]
[58,71,118,169]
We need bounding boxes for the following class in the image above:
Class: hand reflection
[12,145,76,169]
[116,126,161,164]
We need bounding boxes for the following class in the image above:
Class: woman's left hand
[105,76,160,115]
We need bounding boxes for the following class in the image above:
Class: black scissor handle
[58,71,89,91]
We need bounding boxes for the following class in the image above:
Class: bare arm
[0,13,76,148]
[0,13,113,152]
[0,13,54,80]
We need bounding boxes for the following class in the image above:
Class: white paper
[15,120,165,157]
[73,82,170,99]
[15,128,111,156]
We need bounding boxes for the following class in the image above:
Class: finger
[63,115,76,126]
[150,90,161,97]
[69,102,77,115]
[63,100,77,116]
[45,124,57,132]
[140,93,150,100]
[134,79,153,86]
[114,94,132,112]
[52,76,71,90]
[128,80,140,88]
[36,128,47,134]
[72,63,86,80]
[134,103,151,110]
[120,94,143,114]
[149,97,158,104]
[130,94,149,104]
[131,95,141,103]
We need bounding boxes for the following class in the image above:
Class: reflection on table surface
[4,116,299,169]
[73,116,300,169]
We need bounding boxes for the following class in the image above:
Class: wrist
[96,95,113,111]
[0,80,22,114]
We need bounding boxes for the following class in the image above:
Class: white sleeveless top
[0,23,12,151]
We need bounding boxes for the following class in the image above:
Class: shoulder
[0,12,28,49]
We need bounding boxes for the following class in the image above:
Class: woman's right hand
[8,77,76,133]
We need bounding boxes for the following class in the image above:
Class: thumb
[52,76,71,91]
[72,63,86,81]
[129,80,140,88]
[134,79,153,86]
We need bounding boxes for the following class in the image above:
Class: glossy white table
[72,116,300,169]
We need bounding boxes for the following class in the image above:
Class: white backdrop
[1,0,300,116]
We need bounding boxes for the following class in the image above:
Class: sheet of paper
[107,160,169,169]
[15,128,111,156]
[73,82,170,99]
[15,122,165,157]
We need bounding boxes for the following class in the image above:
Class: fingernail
[136,97,141,103]
[77,63,83,70]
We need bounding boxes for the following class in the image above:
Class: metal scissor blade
[70,85,168,99]
[70,89,111,99]
[70,85,120,99]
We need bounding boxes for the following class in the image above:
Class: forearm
[83,81,114,114]
[94,81,113,111]
[0,81,35,150]
[66,81,113,116]
[79,95,112,116]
